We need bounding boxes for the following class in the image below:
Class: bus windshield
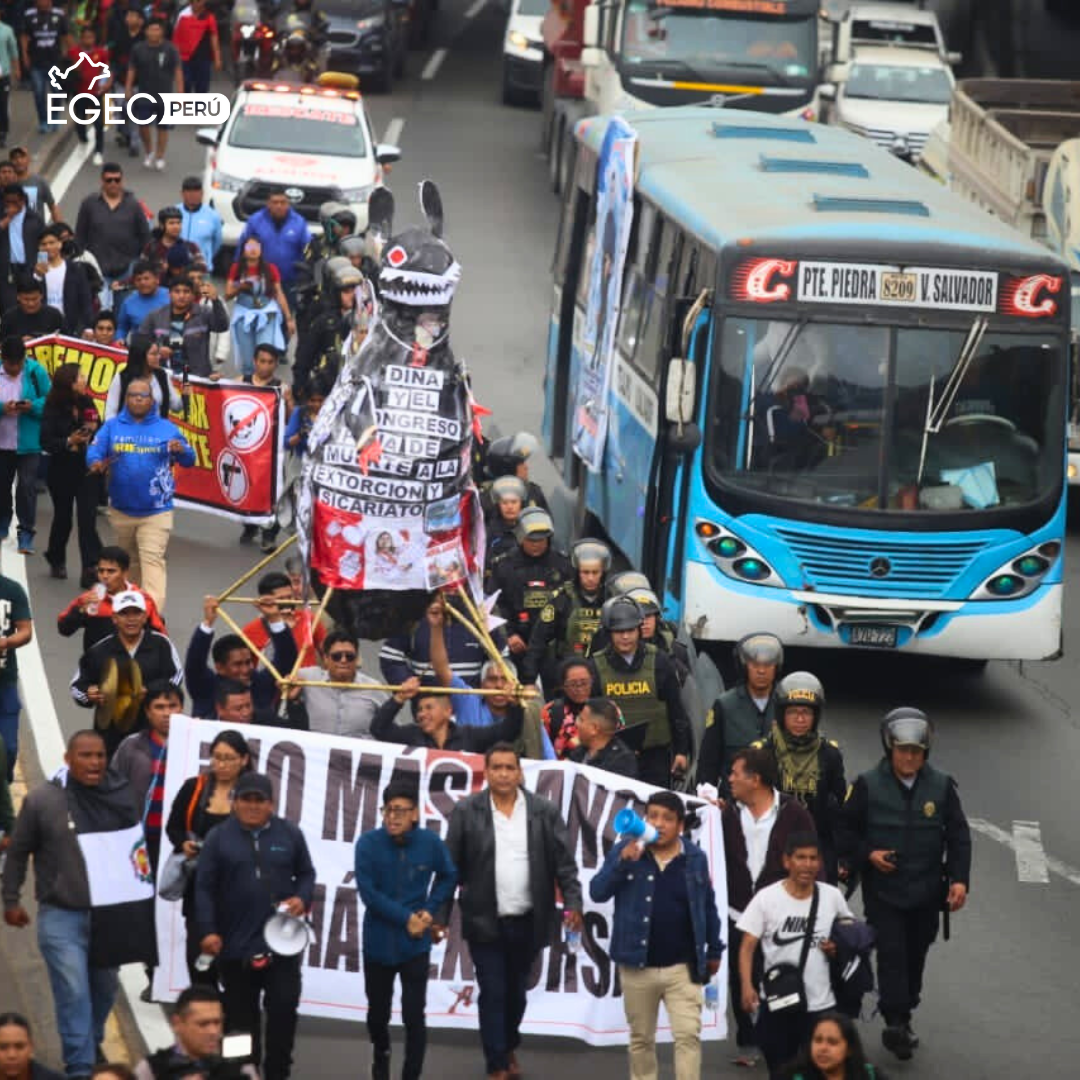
[709,317,1065,513]
[621,1,817,83]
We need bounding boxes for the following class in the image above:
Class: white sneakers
[154,158,166,171]
[92,151,103,166]
[143,153,154,168]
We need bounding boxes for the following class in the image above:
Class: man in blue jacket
[237,189,311,308]
[195,771,315,1080]
[591,790,724,1080]
[115,259,169,342]
[355,781,457,1080]
[87,375,195,613]
[179,176,223,269]
[0,335,49,553]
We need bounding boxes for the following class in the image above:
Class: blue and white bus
[543,106,1071,661]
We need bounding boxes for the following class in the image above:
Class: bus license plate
[848,624,898,648]
[881,272,917,303]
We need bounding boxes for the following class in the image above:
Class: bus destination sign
[728,257,1065,319]
[655,0,795,14]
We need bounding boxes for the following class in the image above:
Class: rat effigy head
[368,181,462,309]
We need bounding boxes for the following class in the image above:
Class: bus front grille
[774,528,986,597]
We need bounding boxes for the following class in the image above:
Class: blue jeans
[29,67,50,125]
[469,915,536,1074]
[37,905,119,1077]
[0,682,19,782]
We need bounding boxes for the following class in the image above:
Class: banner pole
[215,605,286,684]
[282,586,335,689]
[290,679,536,698]
[215,533,297,604]
[454,584,517,686]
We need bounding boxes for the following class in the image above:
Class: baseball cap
[113,590,146,613]
[234,773,274,800]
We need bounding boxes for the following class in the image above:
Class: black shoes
[882,1024,915,1061]
[49,563,67,579]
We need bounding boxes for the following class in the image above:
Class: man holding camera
[194,773,315,1080]
[135,986,260,1080]
[138,273,227,378]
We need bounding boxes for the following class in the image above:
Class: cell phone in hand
[36,252,48,265]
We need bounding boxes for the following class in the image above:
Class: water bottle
[704,981,720,1012]
[564,915,581,954]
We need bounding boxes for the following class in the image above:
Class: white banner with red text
[152,716,728,1044]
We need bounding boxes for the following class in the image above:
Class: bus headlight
[970,541,1059,600]
[695,520,783,588]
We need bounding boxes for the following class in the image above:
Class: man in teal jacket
[87,375,195,613]
[0,335,49,553]
[354,781,457,1080]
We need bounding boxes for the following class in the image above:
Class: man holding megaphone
[591,792,724,1080]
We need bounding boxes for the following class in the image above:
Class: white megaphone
[614,808,659,846]
[263,905,313,957]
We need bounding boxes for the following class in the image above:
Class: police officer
[695,632,781,797]
[521,538,610,694]
[483,474,529,575]
[589,596,690,788]
[750,672,846,883]
[491,507,572,675]
[305,202,359,297]
[478,432,549,513]
[293,255,365,392]
[837,708,971,1062]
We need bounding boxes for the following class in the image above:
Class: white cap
[113,589,147,613]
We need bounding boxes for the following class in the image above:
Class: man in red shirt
[172,0,221,93]
[67,24,111,164]
[242,570,326,671]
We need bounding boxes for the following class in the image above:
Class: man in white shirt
[443,744,583,1080]
[737,832,852,1079]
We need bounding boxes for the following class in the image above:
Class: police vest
[862,758,951,909]
[593,645,670,749]
[558,590,602,658]
[715,687,771,773]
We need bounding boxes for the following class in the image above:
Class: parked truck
[943,78,1080,481]
[540,0,822,196]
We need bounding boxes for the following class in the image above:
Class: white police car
[196,79,401,248]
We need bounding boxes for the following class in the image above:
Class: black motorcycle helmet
[733,632,784,680]
[284,29,308,60]
[880,706,933,755]
[600,595,643,632]
[774,671,824,727]
[158,205,182,226]
[485,432,540,480]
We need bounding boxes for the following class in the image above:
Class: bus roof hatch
[812,194,930,216]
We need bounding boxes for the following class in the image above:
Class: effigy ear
[418,179,444,238]
[367,187,395,243]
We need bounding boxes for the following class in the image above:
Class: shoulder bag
[760,884,819,1015]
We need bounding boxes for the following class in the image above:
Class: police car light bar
[242,80,361,100]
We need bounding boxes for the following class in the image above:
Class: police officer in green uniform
[491,507,572,677]
[696,633,783,794]
[837,708,971,1063]
[477,431,550,514]
[484,475,529,577]
[750,672,847,883]
[589,596,691,788]
[521,538,610,694]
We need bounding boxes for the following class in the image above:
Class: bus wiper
[916,316,989,485]
[715,60,794,88]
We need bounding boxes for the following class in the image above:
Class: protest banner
[29,335,284,523]
[153,716,728,1044]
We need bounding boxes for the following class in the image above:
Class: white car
[196,80,402,248]
[501,0,546,105]
[820,45,954,161]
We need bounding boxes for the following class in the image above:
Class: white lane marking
[0,547,66,777]
[50,138,93,202]
[465,0,487,18]
[1012,820,1050,884]
[383,117,405,147]
[969,817,1079,887]
[421,47,449,80]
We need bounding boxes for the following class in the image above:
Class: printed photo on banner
[424,538,468,590]
[152,716,729,1043]
[365,528,423,588]
[424,493,462,533]
[572,117,637,473]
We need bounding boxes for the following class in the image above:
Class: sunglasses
[103,176,122,183]
[327,651,357,662]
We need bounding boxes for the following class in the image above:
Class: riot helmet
[514,506,554,544]
[325,256,363,290]
[606,570,652,599]
[880,707,933,755]
[624,587,661,619]
[485,432,541,479]
[491,475,528,506]
[774,671,825,727]
[571,538,612,571]
[600,595,643,632]
[733,632,784,680]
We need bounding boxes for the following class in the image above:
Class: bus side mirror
[665,357,696,425]
[946,50,963,66]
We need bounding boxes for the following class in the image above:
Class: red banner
[30,334,285,523]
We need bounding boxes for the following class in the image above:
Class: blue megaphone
[614,808,659,845]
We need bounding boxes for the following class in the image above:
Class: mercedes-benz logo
[869,557,892,579]
[284,187,304,203]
